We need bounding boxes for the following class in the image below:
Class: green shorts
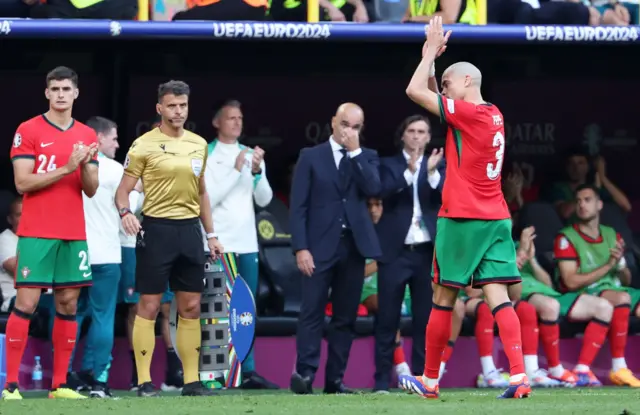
[360,275,412,316]
[432,218,520,289]
[16,237,92,289]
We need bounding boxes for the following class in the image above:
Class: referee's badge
[191,158,203,176]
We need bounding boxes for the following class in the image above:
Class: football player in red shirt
[397,18,529,400]
[3,66,99,400]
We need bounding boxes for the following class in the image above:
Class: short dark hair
[86,116,117,135]
[157,80,190,103]
[46,66,78,87]
[9,195,22,213]
[394,114,431,145]
[564,147,589,162]
[575,183,600,199]
[213,99,242,120]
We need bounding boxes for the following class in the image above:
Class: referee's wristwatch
[119,207,133,218]
[206,233,218,240]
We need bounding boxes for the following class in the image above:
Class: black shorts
[135,216,205,295]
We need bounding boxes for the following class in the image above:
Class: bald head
[332,102,364,141]
[443,62,482,88]
[336,102,364,121]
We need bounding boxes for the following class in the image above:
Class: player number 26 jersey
[10,115,98,240]
[437,95,510,220]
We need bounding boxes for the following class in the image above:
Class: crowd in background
[0,0,637,28]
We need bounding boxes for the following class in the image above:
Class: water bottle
[32,356,43,390]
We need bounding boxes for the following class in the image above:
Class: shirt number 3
[486,132,504,180]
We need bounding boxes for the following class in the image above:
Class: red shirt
[553,224,623,291]
[437,95,510,220]
[10,115,98,240]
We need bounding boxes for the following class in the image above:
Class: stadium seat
[260,197,290,234]
[372,0,409,23]
[600,202,639,286]
[256,210,302,316]
[518,202,564,273]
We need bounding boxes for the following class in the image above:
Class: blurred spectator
[543,149,631,221]
[503,163,539,221]
[0,196,20,312]
[173,0,267,20]
[590,0,635,25]
[28,0,137,19]
[489,0,600,25]
[401,0,476,24]
[269,0,369,22]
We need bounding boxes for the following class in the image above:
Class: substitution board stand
[169,253,256,389]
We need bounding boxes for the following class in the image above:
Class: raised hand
[423,16,452,58]
[252,146,265,173]
[427,148,444,173]
[66,143,89,173]
[341,128,361,152]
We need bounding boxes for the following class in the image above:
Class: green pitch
[7,388,640,414]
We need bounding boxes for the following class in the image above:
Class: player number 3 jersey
[437,95,510,220]
[10,115,98,240]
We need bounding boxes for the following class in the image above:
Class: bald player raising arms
[290,103,382,395]
[398,18,529,400]
[115,80,223,397]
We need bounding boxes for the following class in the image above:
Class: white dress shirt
[0,229,17,311]
[329,136,363,167]
[402,150,441,245]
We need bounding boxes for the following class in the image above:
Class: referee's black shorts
[135,216,205,295]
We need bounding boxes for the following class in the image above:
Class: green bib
[556,225,618,292]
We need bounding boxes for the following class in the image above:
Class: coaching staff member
[373,115,444,392]
[115,80,223,398]
[289,102,382,394]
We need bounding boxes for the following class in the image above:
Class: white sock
[524,355,539,375]
[510,373,526,383]
[612,357,627,372]
[438,362,447,381]
[575,364,590,373]
[549,364,565,378]
[422,376,438,388]
[480,356,497,376]
[395,362,411,376]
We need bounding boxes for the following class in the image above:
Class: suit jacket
[290,141,382,263]
[376,153,445,264]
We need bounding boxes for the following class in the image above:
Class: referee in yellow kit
[115,80,224,397]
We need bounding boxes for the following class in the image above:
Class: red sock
[577,319,609,367]
[475,301,494,357]
[493,303,525,376]
[442,340,455,363]
[424,306,452,379]
[515,301,539,356]
[608,305,630,358]
[52,314,78,390]
[4,310,32,386]
[539,320,561,368]
[393,342,406,365]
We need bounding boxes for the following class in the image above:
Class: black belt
[404,242,431,251]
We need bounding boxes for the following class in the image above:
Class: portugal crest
[21,267,30,279]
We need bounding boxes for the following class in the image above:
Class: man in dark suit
[289,103,382,394]
[373,115,444,392]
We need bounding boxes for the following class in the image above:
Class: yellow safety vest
[281,0,345,9]
[189,0,266,7]
[409,0,476,24]
[69,0,103,9]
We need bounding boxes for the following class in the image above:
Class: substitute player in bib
[554,184,640,387]
[399,18,529,400]
[116,80,224,397]
[3,66,99,400]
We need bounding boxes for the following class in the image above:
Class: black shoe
[290,373,313,395]
[66,372,91,392]
[136,382,160,397]
[89,382,114,399]
[239,372,280,390]
[181,381,218,396]
[324,380,356,394]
